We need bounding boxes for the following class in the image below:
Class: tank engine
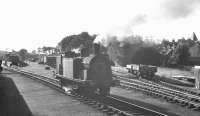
[56,43,115,95]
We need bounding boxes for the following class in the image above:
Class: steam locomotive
[126,64,157,80]
[55,44,115,95]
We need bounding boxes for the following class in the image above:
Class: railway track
[112,71,200,111]
[112,69,200,96]
[112,68,200,96]
[4,67,167,116]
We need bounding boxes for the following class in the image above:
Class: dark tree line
[57,32,96,54]
[106,35,163,66]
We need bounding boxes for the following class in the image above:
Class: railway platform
[0,74,32,116]
[1,70,105,116]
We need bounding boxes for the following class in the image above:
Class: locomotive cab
[82,54,113,95]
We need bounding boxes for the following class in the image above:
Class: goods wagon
[38,55,57,68]
[126,64,157,80]
[45,56,57,68]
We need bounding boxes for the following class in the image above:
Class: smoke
[130,14,147,27]
[93,35,109,47]
[93,14,148,47]
[96,34,158,66]
[163,0,200,19]
[123,14,147,36]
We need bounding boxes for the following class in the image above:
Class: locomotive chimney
[93,43,100,55]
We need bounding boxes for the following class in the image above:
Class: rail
[113,71,200,110]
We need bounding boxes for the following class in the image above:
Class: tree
[161,39,170,48]
[192,32,198,41]
[175,44,190,65]
[31,50,37,54]
[58,32,96,53]
[37,47,43,54]
[131,47,164,66]
[18,49,28,61]
[41,46,56,54]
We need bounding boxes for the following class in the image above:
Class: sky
[0,0,200,52]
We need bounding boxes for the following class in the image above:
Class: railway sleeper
[152,92,161,97]
[104,107,116,113]
[172,98,184,104]
[193,104,200,109]
[86,102,96,105]
[97,104,107,110]
[83,99,93,104]
[160,94,167,98]
[157,93,164,97]
[179,101,189,107]
[166,97,176,103]
[105,108,120,115]
[187,104,196,109]
[163,96,171,100]
[143,90,153,95]
[167,99,176,103]
[96,105,120,115]
[192,106,200,111]
[101,108,111,113]
[87,100,97,105]
[75,96,84,100]
[181,102,189,107]
[146,91,154,96]
[118,112,127,116]
[190,91,196,95]
[174,99,181,104]
[91,102,101,108]
[190,98,200,102]
[109,110,120,115]
[151,92,158,97]
[121,81,200,111]
[129,80,199,102]
[153,92,163,98]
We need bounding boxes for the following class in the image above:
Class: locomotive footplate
[56,74,93,86]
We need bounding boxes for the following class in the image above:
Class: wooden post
[194,66,200,89]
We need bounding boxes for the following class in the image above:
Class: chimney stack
[93,43,100,55]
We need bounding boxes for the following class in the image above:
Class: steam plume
[163,0,200,19]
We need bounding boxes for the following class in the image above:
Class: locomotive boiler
[56,43,115,95]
